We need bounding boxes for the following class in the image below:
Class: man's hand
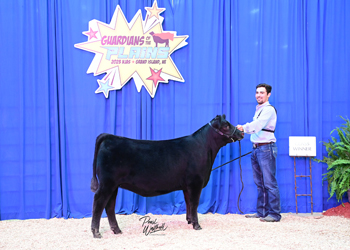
[236,125,244,132]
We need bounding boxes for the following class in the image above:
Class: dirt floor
[1,206,350,250]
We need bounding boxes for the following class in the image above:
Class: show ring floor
[1,208,349,250]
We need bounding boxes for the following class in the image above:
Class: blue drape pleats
[0,0,349,220]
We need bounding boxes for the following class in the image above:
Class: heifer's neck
[192,124,231,187]
[193,124,229,156]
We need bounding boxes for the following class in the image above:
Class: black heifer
[90,115,244,238]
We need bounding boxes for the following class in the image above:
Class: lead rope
[237,140,244,214]
[211,141,251,214]
[211,149,252,171]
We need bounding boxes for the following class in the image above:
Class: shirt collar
[256,101,270,111]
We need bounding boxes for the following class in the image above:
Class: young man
[237,83,281,222]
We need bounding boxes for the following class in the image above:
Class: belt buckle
[253,144,257,149]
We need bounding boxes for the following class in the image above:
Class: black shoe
[259,215,279,222]
[245,213,260,218]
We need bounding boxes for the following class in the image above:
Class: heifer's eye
[226,125,230,130]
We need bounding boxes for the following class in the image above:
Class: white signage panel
[289,136,316,157]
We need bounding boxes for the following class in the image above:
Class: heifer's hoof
[91,229,102,238]
[187,220,191,224]
[93,232,102,238]
[111,227,122,234]
[192,223,202,230]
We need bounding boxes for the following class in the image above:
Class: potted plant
[315,116,350,205]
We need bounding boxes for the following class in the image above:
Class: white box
[289,136,316,157]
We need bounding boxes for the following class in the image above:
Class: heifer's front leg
[105,188,122,234]
[91,188,113,238]
[183,190,191,224]
[188,186,203,230]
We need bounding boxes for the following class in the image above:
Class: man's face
[255,87,271,105]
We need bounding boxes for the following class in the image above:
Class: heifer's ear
[222,114,226,120]
[212,115,221,129]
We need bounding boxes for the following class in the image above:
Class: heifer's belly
[119,183,182,197]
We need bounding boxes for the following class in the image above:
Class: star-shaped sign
[74,2,188,98]
[83,27,98,40]
[95,79,114,98]
[147,68,165,87]
[146,0,165,19]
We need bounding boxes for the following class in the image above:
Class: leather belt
[253,142,272,148]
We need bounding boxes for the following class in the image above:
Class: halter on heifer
[208,121,239,142]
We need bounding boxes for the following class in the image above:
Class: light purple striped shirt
[242,101,277,143]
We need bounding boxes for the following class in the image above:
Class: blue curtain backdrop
[0,0,349,220]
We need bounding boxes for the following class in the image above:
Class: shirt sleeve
[242,106,275,134]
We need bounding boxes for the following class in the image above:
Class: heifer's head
[209,115,244,142]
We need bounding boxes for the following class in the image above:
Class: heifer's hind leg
[105,188,122,234]
[91,187,114,238]
[188,185,203,230]
[183,190,191,224]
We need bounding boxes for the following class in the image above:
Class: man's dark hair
[256,83,272,94]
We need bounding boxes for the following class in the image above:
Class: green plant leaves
[315,116,350,205]
[328,159,350,169]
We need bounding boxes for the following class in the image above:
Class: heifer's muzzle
[208,122,243,142]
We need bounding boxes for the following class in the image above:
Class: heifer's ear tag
[222,114,226,120]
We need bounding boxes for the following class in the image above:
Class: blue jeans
[251,143,281,221]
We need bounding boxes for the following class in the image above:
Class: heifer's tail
[91,133,109,193]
